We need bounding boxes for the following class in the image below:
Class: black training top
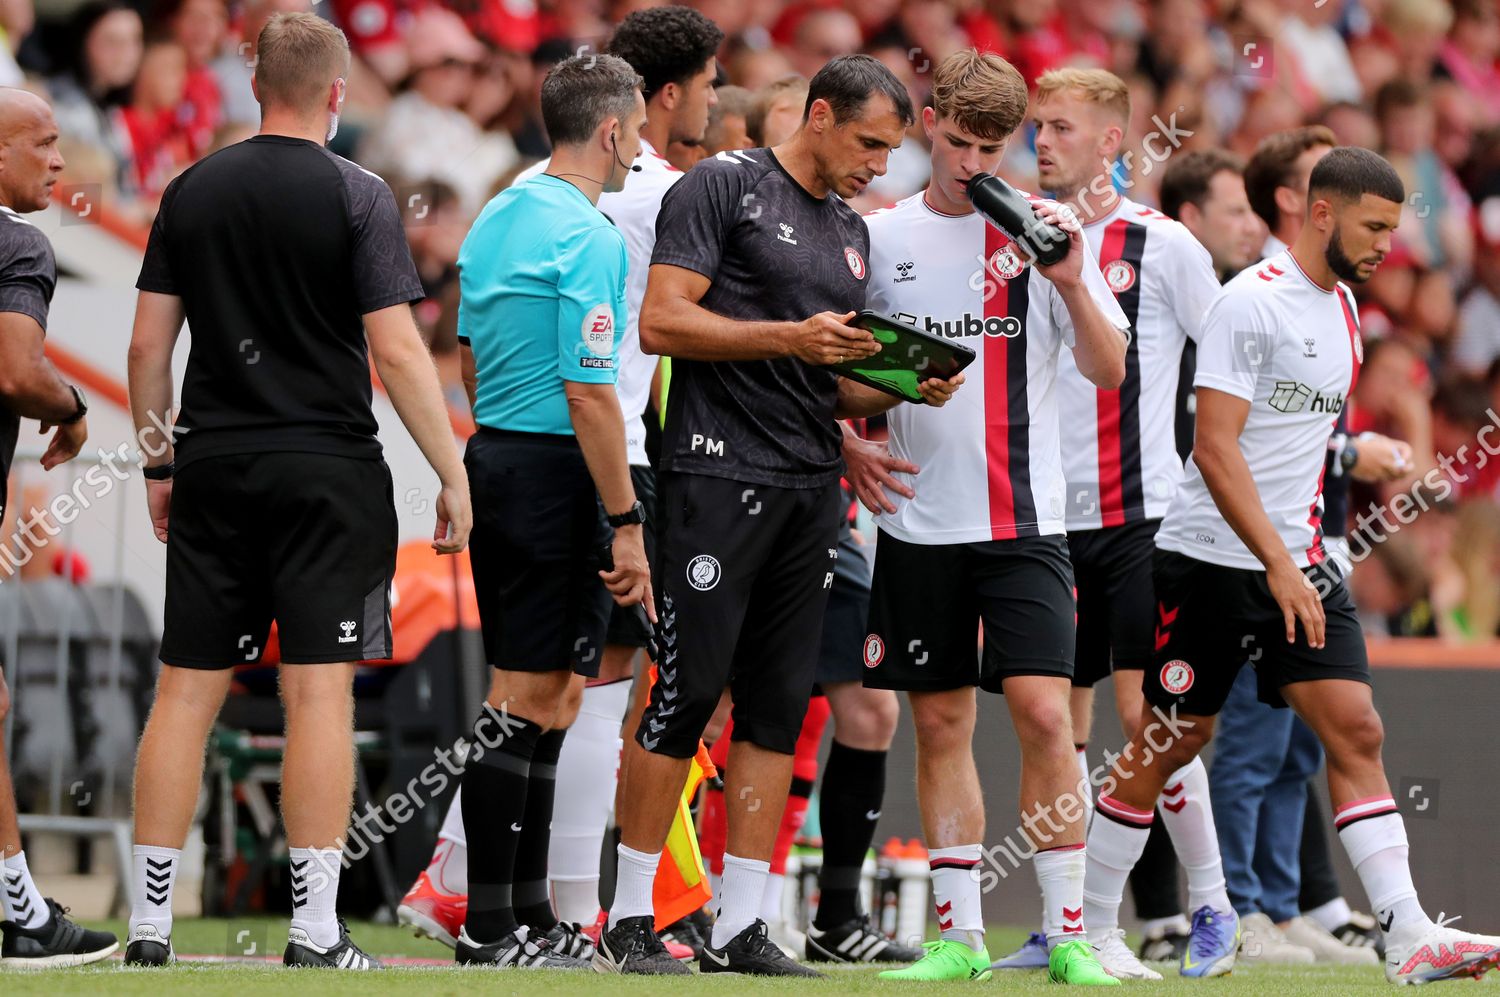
[0,205,57,520]
[136,135,424,467]
[652,148,870,489]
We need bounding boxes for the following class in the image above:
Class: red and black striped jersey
[864,190,1128,545]
[1057,197,1221,530]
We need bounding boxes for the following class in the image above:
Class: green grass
[3,920,1494,993]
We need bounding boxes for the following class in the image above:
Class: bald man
[0,87,118,969]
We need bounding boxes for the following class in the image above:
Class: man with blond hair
[125,12,471,969]
[850,49,1127,985]
[986,66,1235,981]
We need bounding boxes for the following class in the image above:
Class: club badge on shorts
[863,634,885,668]
[686,554,720,591]
[1160,659,1194,695]
[844,246,866,280]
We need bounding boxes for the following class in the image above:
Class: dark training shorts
[604,464,659,650]
[466,428,611,678]
[1069,518,1160,688]
[160,452,396,667]
[1144,547,1371,716]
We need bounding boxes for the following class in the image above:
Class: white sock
[548,680,629,923]
[427,837,467,896]
[760,871,786,925]
[2,850,49,929]
[289,846,343,948]
[438,786,467,848]
[1076,747,1095,828]
[1156,757,1230,912]
[129,845,180,939]
[1335,801,1430,936]
[1035,844,1086,946]
[929,844,984,949]
[712,853,770,947]
[1084,797,1153,938]
[1304,896,1353,932]
[609,843,658,928]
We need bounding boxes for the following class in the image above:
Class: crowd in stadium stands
[3,0,1497,635]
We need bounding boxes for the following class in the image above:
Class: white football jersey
[865,191,1129,545]
[513,138,680,465]
[1057,198,1221,530]
[1156,249,1363,569]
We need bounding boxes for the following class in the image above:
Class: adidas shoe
[701,919,822,976]
[592,914,691,975]
[123,923,175,967]
[0,898,118,969]
[1385,914,1500,985]
[990,931,1050,970]
[396,870,465,949]
[1092,928,1163,980]
[807,914,922,963]
[542,920,595,961]
[879,938,992,981]
[455,924,586,968]
[283,919,380,969]
[1333,909,1384,958]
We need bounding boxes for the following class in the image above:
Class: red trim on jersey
[1095,219,1128,526]
[1305,290,1362,565]
[1339,289,1362,397]
[984,222,1017,538]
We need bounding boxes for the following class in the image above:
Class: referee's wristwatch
[61,384,88,425]
[607,501,647,528]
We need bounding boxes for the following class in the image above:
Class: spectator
[1347,529,1435,638]
[121,35,191,201]
[358,6,517,216]
[1375,79,1469,274]
[747,73,805,146]
[1450,198,1500,375]
[725,41,794,91]
[210,0,310,127]
[1431,499,1500,640]
[701,83,752,154]
[162,0,226,159]
[0,0,31,85]
[1436,0,1500,126]
[47,0,141,192]
[1379,0,1453,87]
[1349,336,1436,478]
[1429,375,1500,500]
[1278,0,1362,106]
[786,7,860,80]
[1317,101,1381,151]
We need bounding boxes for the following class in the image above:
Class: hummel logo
[1303,337,1318,358]
[776,222,798,245]
[865,809,882,821]
[895,261,916,283]
[703,946,730,967]
[1381,911,1395,932]
[337,620,358,644]
[511,822,524,833]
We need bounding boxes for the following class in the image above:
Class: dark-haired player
[1081,146,1500,986]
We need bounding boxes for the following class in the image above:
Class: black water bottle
[964,171,1070,266]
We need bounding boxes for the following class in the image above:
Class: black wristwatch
[61,384,87,425]
[1339,439,1359,474]
[607,501,646,528]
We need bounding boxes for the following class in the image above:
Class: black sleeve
[136,179,178,294]
[651,158,747,278]
[345,169,425,315]
[0,227,56,329]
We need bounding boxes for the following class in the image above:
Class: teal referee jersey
[458,174,627,435]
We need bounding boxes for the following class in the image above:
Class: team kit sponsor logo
[580,303,615,369]
[1268,381,1345,415]
[893,310,1022,340]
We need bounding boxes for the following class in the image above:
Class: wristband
[143,462,175,481]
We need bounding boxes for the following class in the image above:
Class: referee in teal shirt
[451,53,654,967]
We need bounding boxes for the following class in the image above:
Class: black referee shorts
[636,471,841,758]
[160,453,396,667]
[466,428,611,677]
[1069,518,1160,688]
[604,464,658,650]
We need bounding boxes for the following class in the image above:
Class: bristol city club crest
[1353,329,1364,363]
[987,245,1027,282]
[1103,259,1137,294]
[844,246,866,280]
[863,634,885,668]
[1160,659,1195,695]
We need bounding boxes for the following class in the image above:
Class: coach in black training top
[600,56,962,978]
[123,13,470,972]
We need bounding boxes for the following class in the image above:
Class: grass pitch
[1,919,1489,993]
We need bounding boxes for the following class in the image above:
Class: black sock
[814,741,887,930]
[461,707,542,943]
[514,728,567,931]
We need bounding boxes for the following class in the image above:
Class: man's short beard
[1326,224,1367,283]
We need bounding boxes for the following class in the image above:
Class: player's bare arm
[126,290,186,542]
[1194,386,1326,648]
[1034,201,1127,389]
[833,373,965,419]
[565,379,655,622]
[640,264,879,364]
[0,310,87,469]
[366,304,472,554]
